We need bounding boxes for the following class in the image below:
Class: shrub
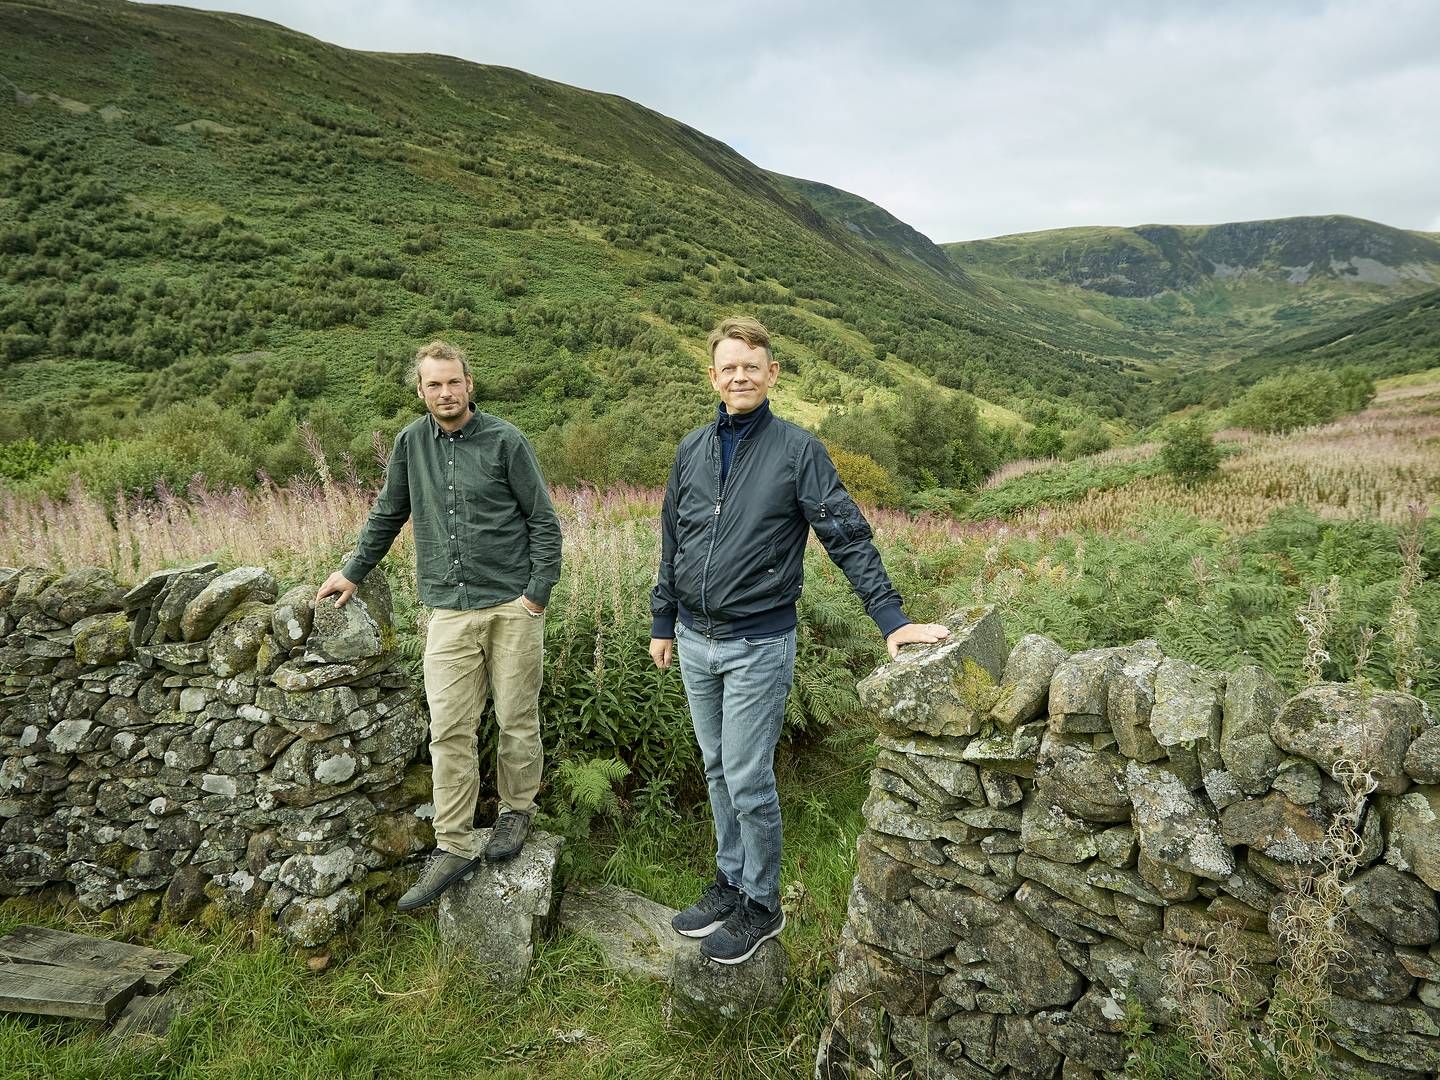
[827,447,902,508]
[1062,417,1112,460]
[1229,370,1349,433]
[1160,418,1221,486]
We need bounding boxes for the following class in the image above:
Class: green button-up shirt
[342,406,562,610]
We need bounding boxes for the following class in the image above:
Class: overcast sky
[140,0,1440,242]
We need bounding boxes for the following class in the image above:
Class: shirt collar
[429,403,481,439]
[714,398,770,434]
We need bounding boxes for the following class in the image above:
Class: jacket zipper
[699,425,753,635]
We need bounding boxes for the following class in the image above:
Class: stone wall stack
[818,606,1440,1079]
[0,563,430,947]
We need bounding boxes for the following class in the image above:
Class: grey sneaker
[699,897,785,964]
[671,874,742,938]
[485,810,532,862]
[397,850,481,911]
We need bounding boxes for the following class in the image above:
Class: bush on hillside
[828,447,902,508]
[1229,366,1375,434]
[1062,417,1113,460]
[1160,418,1221,486]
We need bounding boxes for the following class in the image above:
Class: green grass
[959,453,1167,520]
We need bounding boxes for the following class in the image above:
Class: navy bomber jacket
[651,400,909,641]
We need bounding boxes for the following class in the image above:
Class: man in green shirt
[317,340,562,911]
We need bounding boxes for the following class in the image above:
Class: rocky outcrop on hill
[0,563,429,947]
[818,606,1440,1079]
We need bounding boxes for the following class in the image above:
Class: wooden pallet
[0,926,191,1022]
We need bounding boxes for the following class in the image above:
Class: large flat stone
[557,882,681,981]
[1273,683,1432,795]
[857,606,1007,738]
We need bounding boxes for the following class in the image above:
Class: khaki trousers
[423,598,545,859]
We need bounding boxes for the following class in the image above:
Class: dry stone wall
[0,563,431,947]
[818,606,1440,1079]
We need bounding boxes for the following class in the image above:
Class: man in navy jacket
[649,315,948,964]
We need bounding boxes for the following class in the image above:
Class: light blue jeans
[674,620,797,913]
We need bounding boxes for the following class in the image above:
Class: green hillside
[0,0,1148,499]
[1152,287,1440,410]
[944,217,1440,373]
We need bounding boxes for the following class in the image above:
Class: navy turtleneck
[717,398,769,489]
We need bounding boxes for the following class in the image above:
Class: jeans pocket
[742,634,787,647]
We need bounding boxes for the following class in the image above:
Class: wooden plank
[0,959,144,1021]
[0,926,190,992]
[110,989,187,1038]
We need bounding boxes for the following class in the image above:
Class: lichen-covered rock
[1272,906,1414,1003]
[1021,796,1098,864]
[915,888,1084,1011]
[276,847,357,897]
[1034,994,1129,1072]
[1405,727,1440,784]
[1125,761,1235,880]
[37,567,125,624]
[1384,787,1440,891]
[151,567,222,642]
[72,611,132,667]
[1048,647,1125,733]
[862,788,970,844]
[1273,683,1432,795]
[1346,865,1439,947]
[1324,996,1440,1074]
[1035,735,1131,823]
[670,936,789,1021]
[271,584,314,653]
[1270,758,1322,804]
[1150,657,1223,748]
[181,567,277,642]
[1107,645,1166,762]
[121,562,218,610]
[306,591,387,663]
[857,606,1007,737]
[8,566,58,616]
[1220,665,1285,794]
[850,880,954,959]
[436,829,564,991]
[208,601,273,677]
[962,720,1045,778]
[271,656,386,692]
[992,633,1067,731]
[1218,791,1332,863]
[278,886,362,947]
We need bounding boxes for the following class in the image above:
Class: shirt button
[448,485,453,490]
[450,535,455,540]
[453,559,459,564]
[449,509,454,514]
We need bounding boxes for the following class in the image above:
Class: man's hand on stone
[649,638,674,669]
[316,570,358,608]
[885,622,950,659]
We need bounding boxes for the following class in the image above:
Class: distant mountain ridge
[769,174,969,284]
[946,215,1440,299]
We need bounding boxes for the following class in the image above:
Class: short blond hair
[707,315,773,365]
[409,340,471,386]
